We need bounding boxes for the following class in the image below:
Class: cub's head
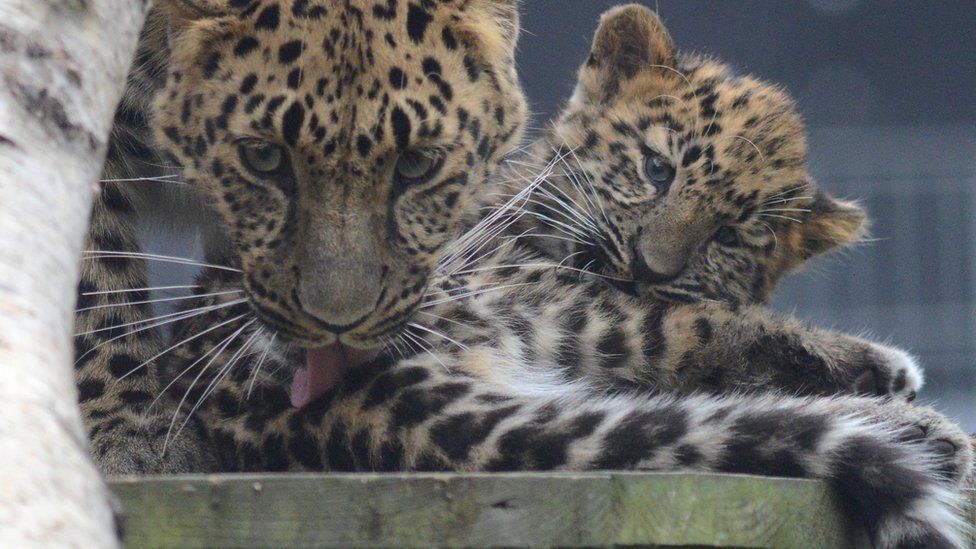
[519,4,865,305]
[153,1,524,344]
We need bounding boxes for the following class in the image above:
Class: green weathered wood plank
[110,472,884,548]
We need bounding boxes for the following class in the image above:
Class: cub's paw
[89,413,217,475]
[851,343,923,401]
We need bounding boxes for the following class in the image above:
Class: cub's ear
[797,187,868,260]
[574,3,675,104]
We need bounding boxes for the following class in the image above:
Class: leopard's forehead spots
[572,57,808,213]
[182,1,512,161]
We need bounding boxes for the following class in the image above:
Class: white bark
[0,0,146,546]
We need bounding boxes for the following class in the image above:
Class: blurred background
[142,1,975,429]
[518,0,975,428]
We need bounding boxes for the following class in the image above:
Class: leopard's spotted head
[152,0,526,352]
[518,4,865,305]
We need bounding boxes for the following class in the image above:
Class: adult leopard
[75,0,526,472]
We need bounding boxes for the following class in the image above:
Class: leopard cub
[498,3,921,400]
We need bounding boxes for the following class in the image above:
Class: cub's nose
[631,246,683,284]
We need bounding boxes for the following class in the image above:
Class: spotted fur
[158,6,971,544]
[73,8,219,474]
[152,0,525,350]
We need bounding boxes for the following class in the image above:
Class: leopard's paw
[89,412,217,476]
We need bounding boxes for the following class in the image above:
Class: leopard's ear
[574,3,675,105]
[796,187,868,260]
[456,0,521,63]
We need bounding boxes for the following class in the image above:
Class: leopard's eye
[239,140,285,174]
[643,153,675,192]
[714,226,741,247]
[395,150,438,181]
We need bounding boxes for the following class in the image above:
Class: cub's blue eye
[643,153,675,191]
[714,226,740,246]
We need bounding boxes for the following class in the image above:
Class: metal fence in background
[777,125,976,429]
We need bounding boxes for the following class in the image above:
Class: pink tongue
[290,344,342,408]
[290,344,381,409]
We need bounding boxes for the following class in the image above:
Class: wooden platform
[110,472,975,548]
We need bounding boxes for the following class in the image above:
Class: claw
[930,439,958,458]
[899,425,926,443]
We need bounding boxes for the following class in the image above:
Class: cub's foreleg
[650,301,922,400]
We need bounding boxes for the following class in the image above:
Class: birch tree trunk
[0,0,146,545]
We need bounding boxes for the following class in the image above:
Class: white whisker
[761,184,811,203]
[758,220,779,251]
[757,207,811,214]
[501,231,591,246]
[119,313,252,381]
[760,195,813,206]
[561,143,612,226]
[247,331,276,400]
[82,284,200,296]
[74,298,245,338]
[401,329,449,372]
[73,299,248,367]
[100,174,187,185]
[83,250,241,273]
[415,310,470,330]
[758,213,803,224]
[421,282,539,308]
[183,324,262,428]
[75,289,242,313]
[150,322,248,412]
[407,322,469,352]
[163,320,253,452]
[439,151,564,275]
